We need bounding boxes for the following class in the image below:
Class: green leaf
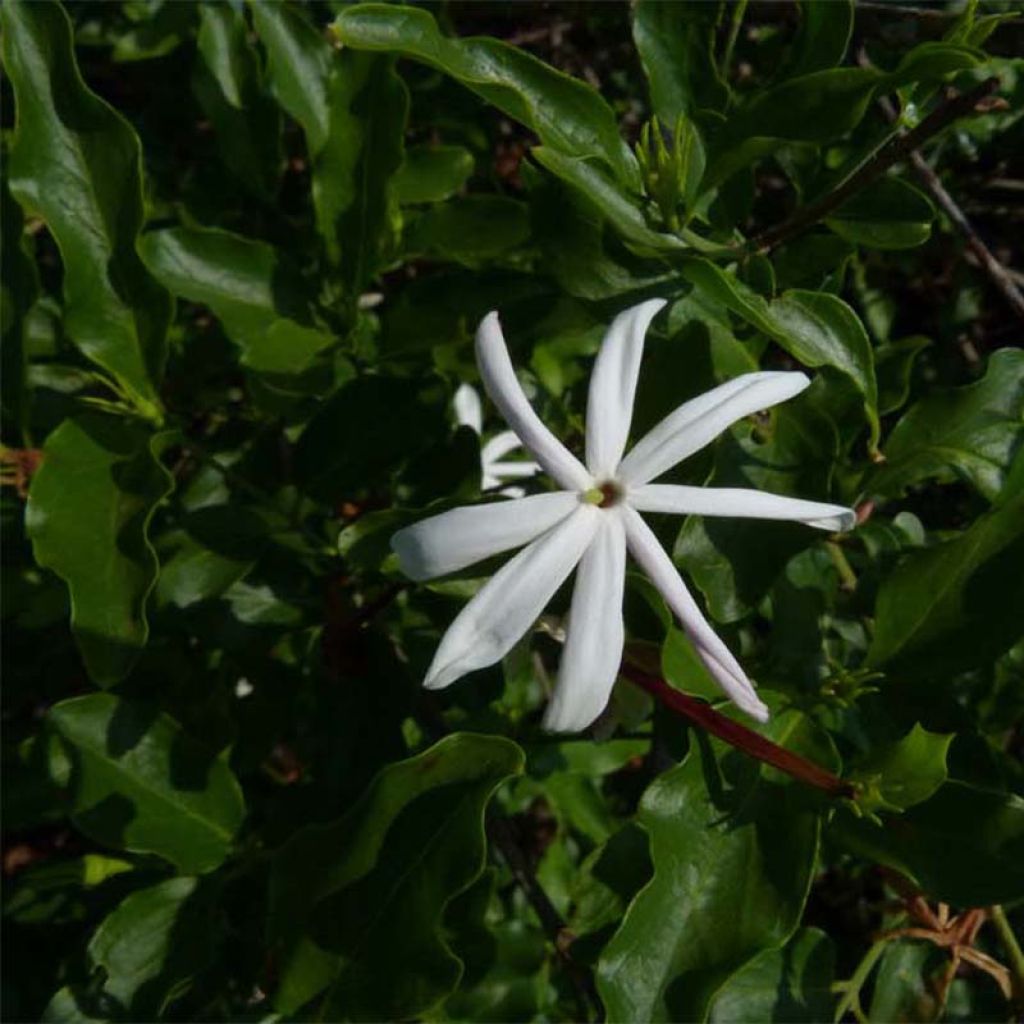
[597,711,833,1022]
[674,394,843,622]
[684,259,880,448]
[1,0,171,413]
[87,877,216,1017]
[192,3,281,200]
[866,941,931,1024]
[869,348,1024,502]
[333,3,640,191]
[268,733,523,1017]
[405,196,531,266]
[867,496,1024,678]
[251,3,406,285]
[787,0,853,77]
[139,226,336,377]
[707,928,836,1023]
[831,781,1024,906]
[533,147,684,255]
[854,724,954,812]
[876,335,930,415]
[25,415,173,684]
[632,0,728,123]
[394,144,474,204]
[825,177,935,250]
[48,693,245,874]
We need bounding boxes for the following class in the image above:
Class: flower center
[583,480,624,508]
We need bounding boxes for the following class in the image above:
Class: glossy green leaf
[87,877,216,1017]
[831,782,1024,906]
[825,177,935,250]
[787,0,853,77]
[675,394,843,622]
[684,259,880,447]
[869,348,1024,502]
[268,732,523,1016]
[1,0,171,413]
[597,711,833,1022]
[707,928,836,1023]
[48,693,245,874]
[394,144,474,204]
[192,3,280,200]
[251,3,406,285]
[25,415,173,684]
[632,0,728,122]
[139,226,336,376]
[867,496,1024,678]
[333,3,640,190]
[405,196,531,266]
[876,336,931,415]
[854,724,953,812]
[866,941,931,1024]
[533,147,684,255]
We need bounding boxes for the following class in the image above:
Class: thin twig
[487,815,599,1019]
[875,93,1024,321]
[749,77,1001,253]
[621,664,856,798]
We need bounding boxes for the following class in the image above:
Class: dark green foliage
[3,2,1022,1021]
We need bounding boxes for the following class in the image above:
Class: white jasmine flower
[454,382,540,494]
[394,300,855,731]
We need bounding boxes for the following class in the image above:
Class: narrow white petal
[618,372,810,485]
[488,460,542,479]
[544,512,627,732]
[481,430,523,464]
[621,506,769,722]
[453,383,483,434]
[629,484,856,532]
[476,312,593,491]
[423,505,600,690]
[392,491,580,582]
[585,298,667,478]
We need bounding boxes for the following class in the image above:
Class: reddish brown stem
[622,664,855,798]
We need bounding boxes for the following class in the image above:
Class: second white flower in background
[394,299,855,731]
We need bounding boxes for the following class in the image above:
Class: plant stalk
[621,664,855,798]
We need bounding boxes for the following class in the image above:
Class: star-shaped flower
[393,300,855,731]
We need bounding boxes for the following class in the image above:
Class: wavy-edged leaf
[786,0,853,77]
[1,0,170,413]
[49,693,246,874]
[192,2,281,199]
[405,195,530,266]
[394,144,474,204]
[25,415,173,684]
[597,710,834,1022]
[825,177,935,250]
[684,259,880,448]
[139,226,335,377]
[333,3,640,191]
[831,781,1024,906]
[853,724,953,813]
[250,3,406,286]
[708,928,836,1023]
[867,496,1024,677]
[631,0,728,124]
[87,877,216,1018]
[268,732,524,1017]
[869,348,1024,502]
